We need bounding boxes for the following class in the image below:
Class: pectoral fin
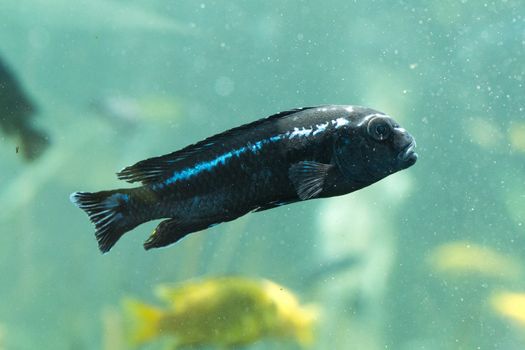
[289,161,333,200]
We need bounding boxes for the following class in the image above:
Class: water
[1,1,524,349]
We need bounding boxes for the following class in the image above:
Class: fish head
[334,109,417,183]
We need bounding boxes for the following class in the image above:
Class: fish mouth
[398,140,418,164]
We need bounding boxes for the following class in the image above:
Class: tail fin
[19,126,50,161]
[70,190,137,253]
[294,305,319,347]
[122,298,163,346]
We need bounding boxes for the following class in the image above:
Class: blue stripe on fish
[154,134,287,189]
[153,118,350,189]
[163,146,248,185]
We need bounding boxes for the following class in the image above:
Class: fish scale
[70,105,417,253]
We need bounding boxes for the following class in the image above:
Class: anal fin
[143,218,217,250]
[289,161,333,200]
[144,219,188,250]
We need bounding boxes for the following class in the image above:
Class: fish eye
[367,116,392,141]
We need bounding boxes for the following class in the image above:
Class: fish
[0,56,49,161]
[426,241,522,280]
[508,121,525,153]
[70,105,418,252]
[89,94,182,128]
[123,276,317,348]
[490,291,525,325]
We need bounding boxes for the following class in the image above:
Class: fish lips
[398,139,418,166]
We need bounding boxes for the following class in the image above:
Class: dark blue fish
[70,105,417,253]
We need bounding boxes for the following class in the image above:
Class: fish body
[0,56,49,161]
[124,276,317,348]
[71,105,417,252]
[90,94,182,127]
[427,241,522,280]
[491,291,525,325]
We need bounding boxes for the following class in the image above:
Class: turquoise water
[1,1,524,349]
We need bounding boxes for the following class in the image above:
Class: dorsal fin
[117,106,316,184]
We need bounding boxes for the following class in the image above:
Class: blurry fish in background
[463,117,504,150]
[490,291,525,326]
[305,255,362,285]
[123,276,318,349]
[426,241,522,281]
[89,94,182,129]
[508,122,525,153]
[0,56,49,161]
[3,0,197,36]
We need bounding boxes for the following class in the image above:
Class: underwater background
[1,0,524,349]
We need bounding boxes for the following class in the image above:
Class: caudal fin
[122,298,163,346]
[294,305,319,347]
[70,190,137,253]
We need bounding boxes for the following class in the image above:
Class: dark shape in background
[0,56,49,161]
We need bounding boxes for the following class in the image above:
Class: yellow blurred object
[123,276,318,349]
[465,117,503,149]
[102,307,126,350]
[491,291,525,325]
[138,96,183,122]
[123,300,163,345]
[509,122,525,153]
[427,241,522,280]
[91,94,182,126]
